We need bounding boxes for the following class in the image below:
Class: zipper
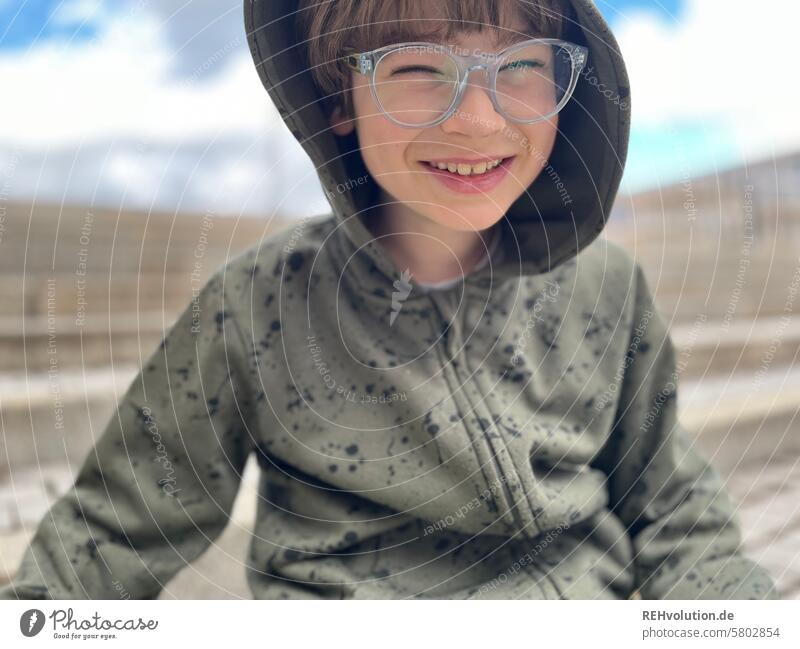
[426,291,530,535]
[426,292,514,526]
[427,290,565,600]
[522,554,565,600]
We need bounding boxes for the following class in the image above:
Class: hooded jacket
[2,0,778,600]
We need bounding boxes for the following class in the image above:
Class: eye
[500,59,545,72]
[390,65,447,76]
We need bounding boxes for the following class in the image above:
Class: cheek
[520,119,558,159]
[350,80,421,177]
[354,117,416,181]
[357,123,403,182]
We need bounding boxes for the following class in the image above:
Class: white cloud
[140,0,246,81]
[616,0,800,162]
[0,3,328,217]
[0,136,329,218]
[50,0,106,26]
[0,13,279,145]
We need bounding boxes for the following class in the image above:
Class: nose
[440,68,507,136]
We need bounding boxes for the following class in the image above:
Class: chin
[425,207,505,233]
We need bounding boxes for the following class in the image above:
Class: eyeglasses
[344,38,588,128]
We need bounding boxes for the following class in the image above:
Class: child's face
[332,20,559,233]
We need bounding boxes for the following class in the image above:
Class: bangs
[341,0,566,51]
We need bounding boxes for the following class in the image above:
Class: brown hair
[296,0,569,116]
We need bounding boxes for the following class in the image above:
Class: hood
[244,0,630,285]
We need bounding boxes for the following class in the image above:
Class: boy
[2,0,778,599]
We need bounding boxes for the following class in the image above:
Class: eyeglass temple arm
[344,53,373,75]
[570,45,589,70]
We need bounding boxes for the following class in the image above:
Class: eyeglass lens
[372,43,575,126]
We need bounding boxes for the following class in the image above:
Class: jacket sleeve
[0,268,256,599]
[596,263,779,600]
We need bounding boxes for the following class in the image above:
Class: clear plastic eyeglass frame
[344,38,588,128]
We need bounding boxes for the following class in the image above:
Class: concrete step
[0,274,195,319]
[0,312,174,371]
[669,314,800,379]
[656,297,794,325]
[0,202,271,275]
[0,366,138,475]
[690,408,800,601]
[0,456,259,598]
[680,364,800,434]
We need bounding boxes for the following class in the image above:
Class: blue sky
[0,0,684,50]
[0,0,796,215]
[597,0,684,22]
[0,0,686,48]
[0,0,101,49]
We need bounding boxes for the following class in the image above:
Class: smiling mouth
[423,156,515,177]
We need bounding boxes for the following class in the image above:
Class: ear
[330,104,355,136]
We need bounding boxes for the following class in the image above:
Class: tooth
[437,162,448,170]
[457,163,471,176]
[447,163,457,173]
[472,162,487,175]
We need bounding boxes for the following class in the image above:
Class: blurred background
[0,0,798,598]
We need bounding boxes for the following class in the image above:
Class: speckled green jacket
[2,0,778,600]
